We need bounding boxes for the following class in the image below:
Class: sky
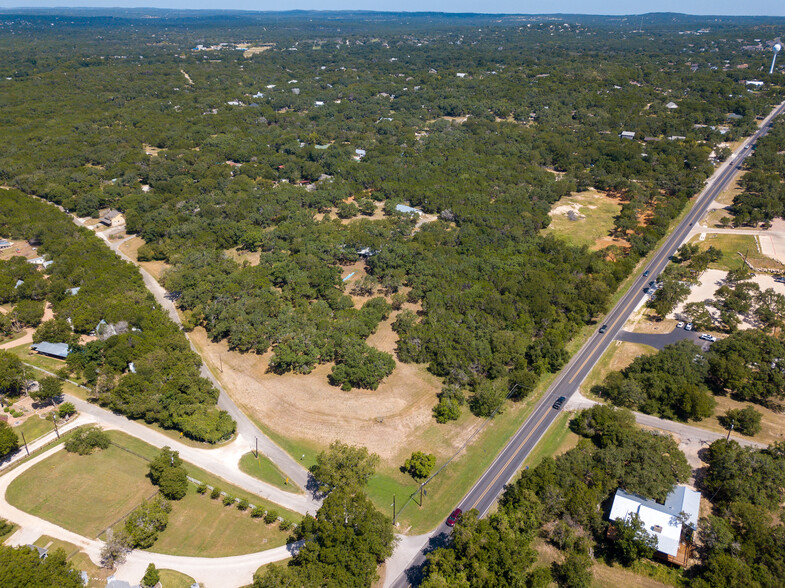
[1,1,784,17]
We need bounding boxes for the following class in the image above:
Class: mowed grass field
[152,485,289,557]
[8,430,296,556]
[7,444,155,537]
[239,452,293,491]
[693,233,785,272]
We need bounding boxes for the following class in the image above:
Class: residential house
[608,485,700,566]
[395,204,423,215]
[30,342,70,360]
[665,101,679,109]
[101,210,125,227]
[745,80,764,89]
[619,131,636,140]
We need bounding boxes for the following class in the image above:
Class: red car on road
[446,508,462,527]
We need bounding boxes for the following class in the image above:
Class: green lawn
[239,452,294,491]
[104,431,302,522]
[693,233,784,272]
[7,345,68,374]
[13,413,55,444]
[158,569,197,588]
[6,444,156,537]
[151,484,289,557]
[520,412,579,470]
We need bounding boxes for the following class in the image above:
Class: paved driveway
[615,328,709,350]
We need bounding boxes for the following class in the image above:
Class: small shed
[665,101,679,109]
[0,239,11,249]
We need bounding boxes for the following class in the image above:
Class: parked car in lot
[552,396,567,410]
[643,287,650,294]
[685,323,693,331]
[699,334,717,342]
[677,321,685,328]
[774,276,785,284]
[446,508,462,527]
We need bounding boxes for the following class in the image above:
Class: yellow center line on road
[568,291,640,384]
[468,406,552,512]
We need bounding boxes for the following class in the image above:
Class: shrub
[237,498,249,511]
[279,518,293,531]
[157,467,188,500]
[222,494,235,507]
[433,397,461,423]
[58,402,76,418]
[264,510,279,524]
[196,483,207,494]
[64,425,110,455]
[141,563,159,588]
[402,451,436,481]
[210,487,222,499]
[719,406,763,436]
[250,506,265,518]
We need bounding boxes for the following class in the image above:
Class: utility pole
[255,437,258,458]
[20,431,29,456]
[219,355,223,373]
[726,421,734,442]
[419,484,424,507]
[392,494,396,521]
[51,412,60,439]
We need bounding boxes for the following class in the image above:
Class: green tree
[148,446,188,500]
[612,513,658,564]
[0,350,24,397]
[0,545,83,587]
[141,563,160,588]
[469,379,507,417]
[0,421,19,458]
[64,425,109,455]
[719,406,762,436]
[30,376,62,407]
[552,550,593,588]
[403,451,436,480]
[257,488,394,588]
[33,318,76,345]
[58,402,76,418]
[124,497,171,548]
[311,440,380,494]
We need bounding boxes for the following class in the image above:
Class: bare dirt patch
[699,395,785,447]
[118,236,170,281]
[715,171,746,206]
[224,247,261,267]
[0,239,38,262]
[143,143,163,157]
[189,327,478,465]
[242,44,275,58]
[543,189,625,250]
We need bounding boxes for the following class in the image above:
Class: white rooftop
[609,486,700,557]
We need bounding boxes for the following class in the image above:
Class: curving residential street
[0,443,302,586]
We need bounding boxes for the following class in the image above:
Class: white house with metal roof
[609,485,700,562]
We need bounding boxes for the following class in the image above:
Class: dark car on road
[599,324,608,333]
[643,270,650,277]
[552,396,566,410]
[446,508,462,527]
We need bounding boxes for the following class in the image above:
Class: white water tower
[771,43,782,75]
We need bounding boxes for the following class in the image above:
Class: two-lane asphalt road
[388,100,785,588]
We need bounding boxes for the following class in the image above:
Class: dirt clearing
[119,236,170,281]
[542,189,625,250]
[189,326,477,465]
